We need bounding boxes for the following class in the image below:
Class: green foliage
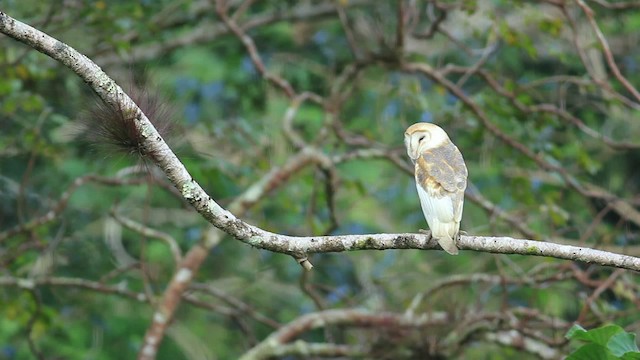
[2,0,640,359]
[566,324,640,360]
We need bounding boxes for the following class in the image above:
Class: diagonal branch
[215,0,323,104]
[575,0,640,103]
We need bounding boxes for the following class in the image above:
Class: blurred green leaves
[2,0,640,358]
[567,324,640,360]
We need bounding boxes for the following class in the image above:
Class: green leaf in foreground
[608,332,640,357]
[566,324,625,346]
[566,324,640,360]
[566,343,618,360]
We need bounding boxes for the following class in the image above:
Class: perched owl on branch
[404,123,468,255]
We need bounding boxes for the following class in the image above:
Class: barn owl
[404,123,468,255]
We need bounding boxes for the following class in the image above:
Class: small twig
[25,290,45,360]
[189,283,281,329]
[560,4,640,109]
[395,0,405,50]
[295,256,314,271]
[456,25,498,88]
[589,0,640,9]
[0,175,147,243]
[412,1,447,40]
[575,0,640,102]
[281,93,313,149]
[215,0,323,104]
[112,210,183,265]
[576,268,625,323]
[336,0,363,60]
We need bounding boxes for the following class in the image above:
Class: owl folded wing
[416,142,468,221]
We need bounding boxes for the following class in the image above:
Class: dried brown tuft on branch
[77,78,175,162]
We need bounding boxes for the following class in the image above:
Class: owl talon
[418,229,432,238]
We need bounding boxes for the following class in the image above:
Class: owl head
[404,122,451,162]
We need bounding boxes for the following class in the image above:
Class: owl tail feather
[431,221,460,255]
[436,235,459,255]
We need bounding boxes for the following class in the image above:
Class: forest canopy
[1,1,640,359]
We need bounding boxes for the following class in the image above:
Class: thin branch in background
[577,204,613,245]
[95,0,375,66]
[395,0,405,50]
[559,3,640,109]
[298,269,337,343]
[589,0,640,9]
[575,0,640,103]
[99,261,140,283]
[231,0,256,21]
[412,1,447,40]
[189,283,281,329]
[0,276,150,303]
[453,66,640,149]
[336,0,363,60]
[139,243,213,360]
[319,165,340,234]
[576,268,625,324]
[215,0,323,104]
[25,289,45,360]
[240,309,449,360]
[16,120,40,225]
[0,175,147,243]
[0,240,47,268]
[455,25,498,88]
[281,93,313,149]
[111,210,183,265]
[298,270,326,311]
[434,23,474,56]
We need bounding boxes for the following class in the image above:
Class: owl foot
[418,229,432,239]
[457,230,468,240]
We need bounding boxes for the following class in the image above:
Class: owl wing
[415,141,468,222]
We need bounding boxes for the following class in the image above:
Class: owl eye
[418,135,426,142]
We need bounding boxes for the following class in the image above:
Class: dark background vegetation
[2,0,640,359]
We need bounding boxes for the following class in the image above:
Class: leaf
[608,332,640,357]
[567,324,625,346]
[622,353,640,360]
[566,343,618,360]
[566,324,587,339]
